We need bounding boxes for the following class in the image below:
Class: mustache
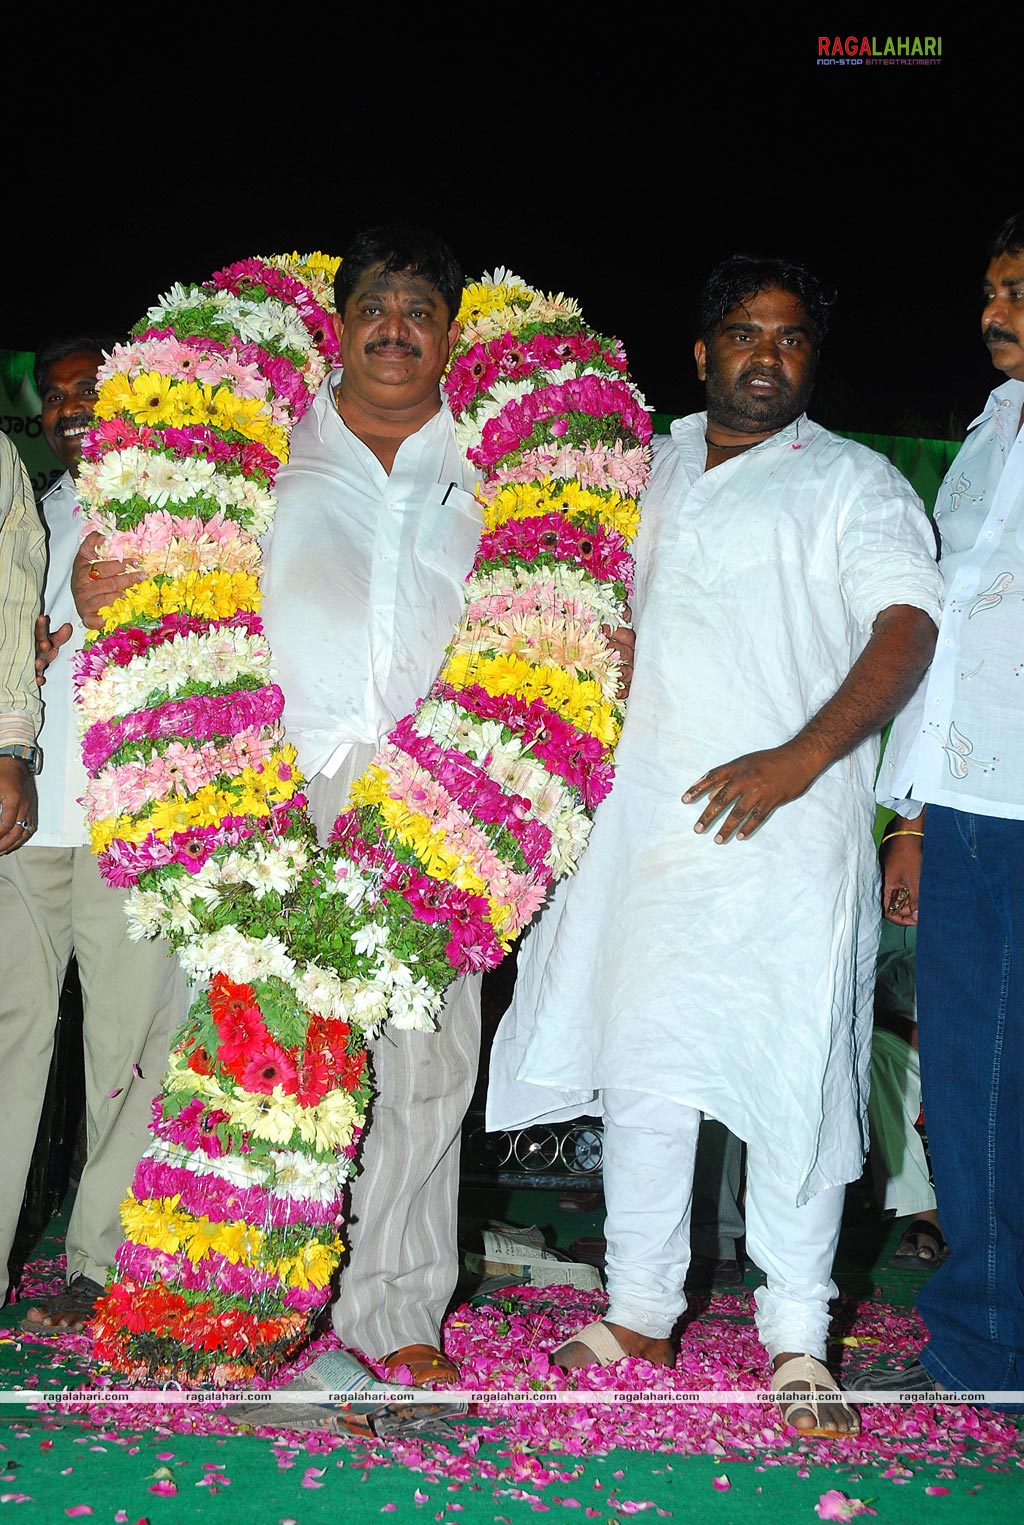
[56,413,93,434]
[365,338,422,358]
[985,325,1019,346]
[739,365,792,387]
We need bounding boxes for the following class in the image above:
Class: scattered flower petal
[815,1490,877,1520]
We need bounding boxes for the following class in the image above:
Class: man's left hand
[682,741,818,842]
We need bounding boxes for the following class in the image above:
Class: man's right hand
[35,615,73,686]
[0,758,37,855]
[72,530,142,631]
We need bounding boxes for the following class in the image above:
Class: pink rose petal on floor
[925,1487,951,1496]
[65,1510,93,1518]
[148,1481,177,1496]
[815,1491,877,1520]
[712,1475,731,1491]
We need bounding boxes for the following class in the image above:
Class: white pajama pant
[307,760,481,1361]
[600,1088,844,1360]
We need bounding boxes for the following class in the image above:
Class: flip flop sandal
[20,1274,105,1335]
[230,1353,468,1438]
[552,1319,630,1368]
[889,1218,949,1267]
[772,1354,860,1438]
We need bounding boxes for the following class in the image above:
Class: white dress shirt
[260,373,482,782]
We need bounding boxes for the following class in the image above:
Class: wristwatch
[0,743,42,774]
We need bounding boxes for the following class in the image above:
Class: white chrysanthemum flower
[125,889,167,940]
[244,846,300,899]
[340,978,390,1029]
[293,961,346,1020]
[352,921,389,957]
[388,977,443,1032]
[268,1149,347,1203]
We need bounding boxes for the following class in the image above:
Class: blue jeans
[914,806,1024,1393]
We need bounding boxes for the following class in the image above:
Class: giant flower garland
[74,256,650,1386]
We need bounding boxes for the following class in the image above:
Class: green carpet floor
[1,1186,1020,1525]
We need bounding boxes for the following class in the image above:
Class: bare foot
[772,1351,859,1436]
[23,1306,93,1331]
[556,1321,673,1371]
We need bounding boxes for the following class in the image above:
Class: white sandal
[771,1354,859,1437]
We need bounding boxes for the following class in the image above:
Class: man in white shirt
[0,337,185,1331]
[489,255,943,1435]
[259,229,484,1393]
[854,213,1024,1403]
[70,229,506,1416]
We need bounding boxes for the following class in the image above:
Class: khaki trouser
[0,845,185,1301]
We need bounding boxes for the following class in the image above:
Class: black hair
[696,255,836,348]
[33,333,116,396]
[989,212,1024,259]
[333,224,464,325]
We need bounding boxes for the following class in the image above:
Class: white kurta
[34,473,91,846]
[488,413,943,1204]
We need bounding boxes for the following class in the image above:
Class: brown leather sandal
[380,1343,460,1388]
[20,1274,104,1335]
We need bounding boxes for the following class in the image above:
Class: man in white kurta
[2,340,185,1329]
[489,258,942,1434]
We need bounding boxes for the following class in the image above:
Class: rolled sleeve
[836,452,944,635]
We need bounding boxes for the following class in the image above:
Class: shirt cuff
[0,712,39,750]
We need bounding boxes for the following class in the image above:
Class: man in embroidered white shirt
[854,212,1024,1404]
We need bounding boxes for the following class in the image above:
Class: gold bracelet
[880,829,925,845]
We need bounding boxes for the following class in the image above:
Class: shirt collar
[967,377,1024,446]
[671,410,815,455]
